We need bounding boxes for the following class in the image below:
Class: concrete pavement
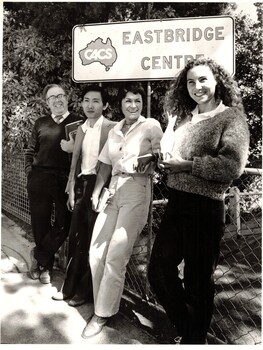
[1,213,159,345]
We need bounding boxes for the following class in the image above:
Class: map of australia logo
[79,37,117,71]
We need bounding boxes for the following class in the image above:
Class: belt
[115,172,152,178]
[80,174,96,181]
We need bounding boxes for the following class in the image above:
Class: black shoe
[68,296,86,307]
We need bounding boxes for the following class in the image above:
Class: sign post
[147,3,151,119]
[72,16,235,82]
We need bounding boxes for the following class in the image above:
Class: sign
[72,16,234,82]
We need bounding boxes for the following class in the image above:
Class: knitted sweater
[25,112,82,176]
[167,107,250,201]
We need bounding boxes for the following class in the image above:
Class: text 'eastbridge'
[123,27,225,45]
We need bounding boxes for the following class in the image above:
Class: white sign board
[72,16,234,82]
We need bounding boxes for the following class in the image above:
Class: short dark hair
[117,82,146,107]
[43,84,66,99]
[81,84,108,106]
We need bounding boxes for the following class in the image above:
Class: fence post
[145,175,154,300]
[229,186,241,237]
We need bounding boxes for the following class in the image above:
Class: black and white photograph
[1,1,262,347]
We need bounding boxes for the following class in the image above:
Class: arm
[150,119,164,155]
[134,153,156,172]
[91,162,112,211]
[66,126,84,210]
[161,111,250,181]
[25,122,39,176]
[192,114,250,183]
[135,119,163,172]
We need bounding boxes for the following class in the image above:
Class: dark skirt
[148,188,225,344]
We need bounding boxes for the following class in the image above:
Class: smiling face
[186,65,218,113]
[46,86,68,115]
[121,92,143,124]
[81,91,108,121]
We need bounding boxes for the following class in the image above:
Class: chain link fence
[127,167,262,345]
[2,153,262,344]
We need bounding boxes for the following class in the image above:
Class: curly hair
[164,57,244,122]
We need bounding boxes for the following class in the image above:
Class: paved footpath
[1,213,158,345]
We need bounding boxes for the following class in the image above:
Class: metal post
[145,175,153,300]
[229,186,241,238]
[147,82,151,118]
[145,1,153,299]
[146,2,152,120]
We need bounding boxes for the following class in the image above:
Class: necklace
[124,121,133,128]
[122,121,133,133]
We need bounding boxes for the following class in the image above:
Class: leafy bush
[2,3,262,166]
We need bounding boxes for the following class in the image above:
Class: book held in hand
[65,120,83,141]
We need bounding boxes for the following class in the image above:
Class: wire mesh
[1,154,262,344]
[125,167,262,345]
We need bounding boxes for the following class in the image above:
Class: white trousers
[89,175,151,317]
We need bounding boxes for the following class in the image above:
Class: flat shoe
[39,269,51,284]
[29,268,40,280]
[81,315,108,338]
[68,298,86,307]
[52,291,70,301]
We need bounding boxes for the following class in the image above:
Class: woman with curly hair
[148,57,250,344]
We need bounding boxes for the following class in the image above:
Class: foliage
[2,2,262,166]
[234,3,262,167]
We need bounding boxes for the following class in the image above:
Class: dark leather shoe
[52,291,70,301]
[68,297,86,307]
[81,314,109,338]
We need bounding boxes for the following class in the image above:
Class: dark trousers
[27,167,71,270]
[148,188,225,344]
[61,175,97,300]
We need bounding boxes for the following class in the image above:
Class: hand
[133,154,154,173]
[157,152,172,169]
[91,196,99,212]
[159,155,192,173]
[60,133,74,153]
[67,188,75,211]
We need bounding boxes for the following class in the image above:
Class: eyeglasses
[46,94,66,103]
